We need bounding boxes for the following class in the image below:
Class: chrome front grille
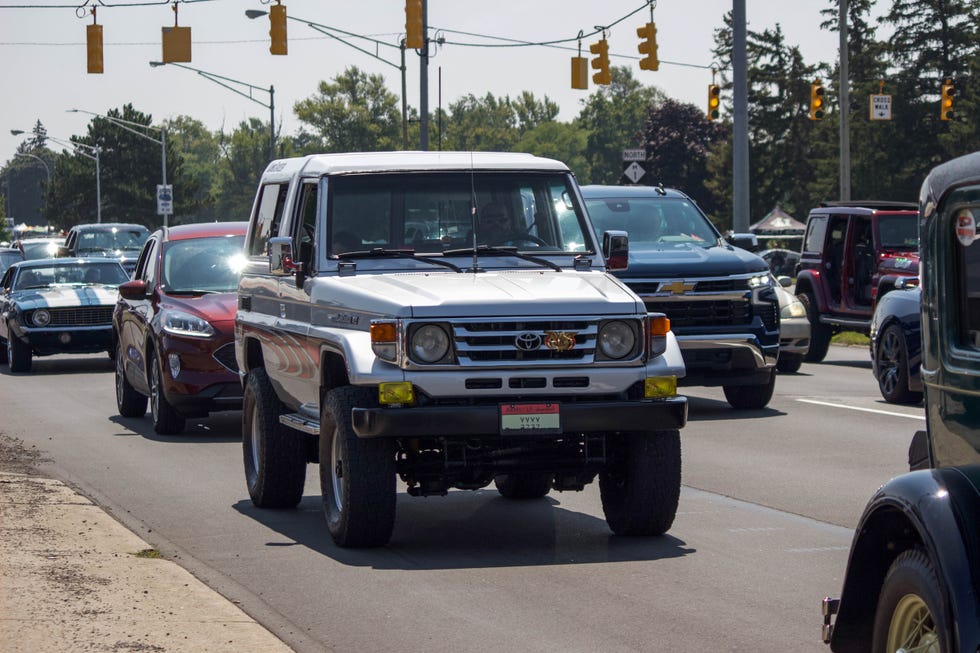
[452,319,598,366]
[212,342,239,374]
[40,306,114,327]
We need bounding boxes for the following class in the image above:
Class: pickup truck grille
[643,298,752,328]
[452,319,599,366]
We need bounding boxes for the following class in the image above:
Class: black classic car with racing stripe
[0,258,129,372]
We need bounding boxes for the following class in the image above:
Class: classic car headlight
[747,273,772,289]
[31,309,51,327]
[781,297,807,319]
[162,310,215,337]
[597,320,637,360]
[409,323,451,364]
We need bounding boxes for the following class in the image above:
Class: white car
[773,275,810,373]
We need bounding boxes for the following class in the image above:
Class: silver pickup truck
[234,151,687,548]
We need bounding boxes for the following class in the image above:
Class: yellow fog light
[644,376,677,398]
[379,382,415,406]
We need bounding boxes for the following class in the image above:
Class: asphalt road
[0,345,923,652]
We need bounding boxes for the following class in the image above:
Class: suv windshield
[161,235,246,294]
[878,214,918,250]
[327,172,591,256]
[78,226,150,254]
[584,196,719,248]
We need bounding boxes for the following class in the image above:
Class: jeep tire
[723,371,776,410]
[801,293,832,362]
[599,429,681,536]
[243,367,307,508]
[115,339,147,417]
[321,386,396,548]
[494,472,553,499]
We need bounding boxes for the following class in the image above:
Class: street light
[149,60,276,162]
[12,128,101,224]
[67,108,169,227]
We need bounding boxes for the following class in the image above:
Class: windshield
[14,262,129,290]
[585,196,719,248]
[77,227,150,254]
[877,214,918,250]
[161,235,246,293]
[21,240,61,260]
[327,172,592,256]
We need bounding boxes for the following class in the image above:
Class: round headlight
[598,320,636,359]
[411,324,450,364]
[32,309,51,327]
[781,298,807,319]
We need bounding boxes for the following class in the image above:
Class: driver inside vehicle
[476,202,527,245]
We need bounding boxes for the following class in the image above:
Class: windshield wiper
[442,245,562,272]
[337,247,463,273]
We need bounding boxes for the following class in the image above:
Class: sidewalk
[0,470,294,653]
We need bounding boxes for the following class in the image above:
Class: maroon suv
[112,222,248,434]
[794,201,919,362]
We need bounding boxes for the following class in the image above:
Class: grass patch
[131,548,162,559]
[832,331,870,347]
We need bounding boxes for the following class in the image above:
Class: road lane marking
[796,398,925,420]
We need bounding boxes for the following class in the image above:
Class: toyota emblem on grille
[514,332,542,351]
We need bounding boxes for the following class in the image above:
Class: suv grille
[41,307,114,327]
[452,319,602,367]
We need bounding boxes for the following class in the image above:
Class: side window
[295,182,318,270]
[803,216,828,253]
[956,206,980,349]
[144,238,161,288]
[132,236,157,282]
[0,268,11,291]
[248,183,290,256]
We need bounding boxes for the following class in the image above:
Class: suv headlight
[597,320,639,360]
[162,310,215,337]
[408,323,452,364]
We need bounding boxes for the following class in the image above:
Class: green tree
[164,115,221,223]
[516,121,590,181]
[211,118,273,223]
[440,93,519,151]
[293,66,402,153]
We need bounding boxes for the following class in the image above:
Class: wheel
[876,324,923,404]
[494,472,552,499]
[0,337,7,365]
[149,349,185,435]
[800,293,832,362]
[599,429,681,536]
[115,339,147,417]
[7,330,32,373]
[776,353,803,374]
[242,368,307,508]
[723,371,776,409]
[320,386,396,548]
[872,549,946,653]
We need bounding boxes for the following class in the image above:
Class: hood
[13,286,118,310]
[161,291,238,326]
[618,241,769,278]
[310,270,642,318]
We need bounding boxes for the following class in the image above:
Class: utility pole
[419,0,429,151]
[839,0,851,201]
[732,0,750,232]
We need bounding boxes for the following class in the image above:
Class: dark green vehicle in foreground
[822,151,980,653]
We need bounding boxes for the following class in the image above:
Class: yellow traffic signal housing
[571,56,588,90]
[162,26,191,63]
[809,81,825,120]
[707,84,720,120]
[405,0,424,50]
[269,3,287,55]
[86,24,103,74]
[940,78,955,121]
[590,38,611,86]
[636,22,659,71]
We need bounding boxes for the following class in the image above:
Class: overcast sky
[1,0,881,168]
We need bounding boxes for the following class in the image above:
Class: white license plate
[499,402,560,435]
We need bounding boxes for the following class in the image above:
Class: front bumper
[12,324,112,356]
[165,381,243,417]
[675,333,778,386]
[352,396,688,438]
[779,317,810,356]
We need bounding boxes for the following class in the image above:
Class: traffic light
[707,84,720,120]
[636,22,659,71]
[940,78,955,121]
[405,0,424,50]
[269,3,287,55]
[809,80,825,120]
[571,56,588,90]
[86,24,103,74]
[162,26,191,63]
[590,38,611,86]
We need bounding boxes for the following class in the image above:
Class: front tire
[599,429,681,536]
[872,549,945,653]
[150,349,185,435]
[7,330,31,373]
[776,353,803,374]
[320,386,396,548]
[115,339,147,417]
[876,324,922,404]
[800,293,832,362]
[723,371,776,409]
[494,472,552,499]
[242,368,307,508]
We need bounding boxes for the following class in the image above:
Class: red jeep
[794,201,919,362]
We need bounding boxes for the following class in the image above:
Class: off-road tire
[321,386,396,548]
[800,293,832,362]
[599,429,681,536]
[871,549,946,653]
[150,350,185,435]
[876,324,923,405]
[7,330,31,373]
[494,473,552,499]
[242,368,307,508]
[723,371,776,410]
[776,353,803,374]
[115,339,147,417]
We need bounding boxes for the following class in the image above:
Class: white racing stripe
[797,398,925,420]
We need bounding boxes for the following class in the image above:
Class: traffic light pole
[838,0,851,201]
[731,0,750,233]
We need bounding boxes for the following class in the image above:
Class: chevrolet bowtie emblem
[660,281,696,295]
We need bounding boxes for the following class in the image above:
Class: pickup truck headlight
[596,320,637,360]
[747,273,772,289]
[162,310,215,337]
[409,323,451,364]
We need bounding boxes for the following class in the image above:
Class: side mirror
[894,276,919,290]
[776,275,792,288]
[269,236,306,287]
[727,232,759,251]
[602,230,629,271]
[118,279,148,300]
[56,246,69,258]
